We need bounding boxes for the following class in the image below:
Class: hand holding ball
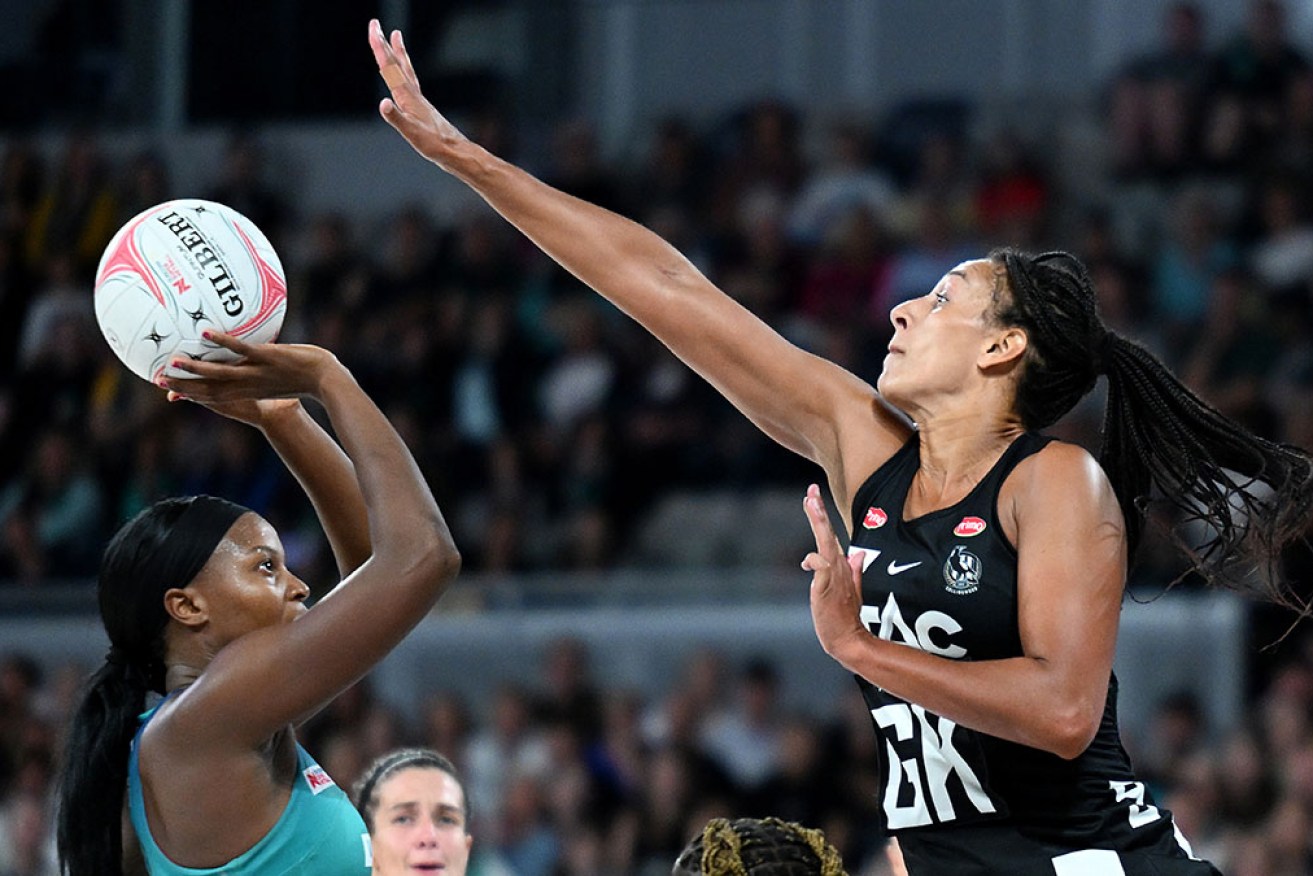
[94,199,287,383]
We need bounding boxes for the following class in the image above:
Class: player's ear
[163,586,208,629]
[980,327,1027,370]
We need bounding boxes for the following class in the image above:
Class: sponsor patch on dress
[303,764,336,795]
[953,516,987,537]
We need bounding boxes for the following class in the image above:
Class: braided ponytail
[991,247,1313,608]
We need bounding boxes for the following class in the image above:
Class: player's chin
[875,371,905,405]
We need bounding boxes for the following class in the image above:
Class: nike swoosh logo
[886,560,922,575]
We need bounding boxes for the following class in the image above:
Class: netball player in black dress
[367,20,1313,875]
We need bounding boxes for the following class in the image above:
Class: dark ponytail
[57,661,152,876]
[57,496,249,876]
[990,248,1313,608]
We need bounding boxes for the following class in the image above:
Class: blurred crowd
[2,0,1313,873]
[2,4,1313,582]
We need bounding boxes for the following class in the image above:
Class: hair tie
[1094,329,1119,375]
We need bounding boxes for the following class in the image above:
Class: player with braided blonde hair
[672,817,847,876]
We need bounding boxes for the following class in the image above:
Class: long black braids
[990,247,1313,610]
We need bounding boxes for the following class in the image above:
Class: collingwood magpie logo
[943,545,982,595]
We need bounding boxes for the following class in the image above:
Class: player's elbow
[1045,703,1101,760]
[422,534,463,586]
[398,526,462,595]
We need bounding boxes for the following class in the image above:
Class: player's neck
[915,416,1024,492]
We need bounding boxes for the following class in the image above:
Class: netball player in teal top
[368,18,1313,874]
[56,332,461,875]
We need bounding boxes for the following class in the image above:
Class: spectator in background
[114,150,171,227]
[972,130,1049,249]
[1214,727,1280,834]
[748,716,832,830]
[174,415,288,516]
[1246,177,1313,305]
[1107,2,1213,180]
[1149,187,1239,357]
[0,141,45,246]
[0,143,42,383]
[22,132,117,276]
[699,658,785,796]
[492,772,560,876]
[1133,691,1208,798]
[884,131,976,243]
[1181,268,1281,433]
[545,118,626,216]
[788,120,895,249]
[878,196,977,308]
[718,187,808,330]
[465,684,551,830]
[1203,0,1310,172]
[419,694,473,779]
[296,212,374,325]
[797,204,892,330]
[714,100,807,212]
[632,116,714,220]
[1072,209,1149,334]
[536,637,603,746]
[1263,69,1313,182]
[205,133,291,252]
[0,428,104,584]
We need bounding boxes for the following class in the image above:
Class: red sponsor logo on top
[954,516,987,537]
[303,765,336,795]
[863,507,888,529]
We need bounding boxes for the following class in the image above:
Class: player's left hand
[801,483,867,667]
[368,19,470,172]
[157,331,341,403]
[178,394,303,431]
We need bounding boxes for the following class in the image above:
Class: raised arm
[159,333,459,744]
[803,444,1125,758]
[368,20,909,516]
[192,398,370,578]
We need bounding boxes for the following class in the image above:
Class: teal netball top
[128,703,371,875]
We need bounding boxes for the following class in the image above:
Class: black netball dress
[847,432,1222,876]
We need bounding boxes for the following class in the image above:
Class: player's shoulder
[1012,437,1113,505]
[1021,437,1101,475]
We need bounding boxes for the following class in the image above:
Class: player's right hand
[368,19,469,172]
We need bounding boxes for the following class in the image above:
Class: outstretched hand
[368,18,469,170]
[157,332,339,406]
[800,483,867,668]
